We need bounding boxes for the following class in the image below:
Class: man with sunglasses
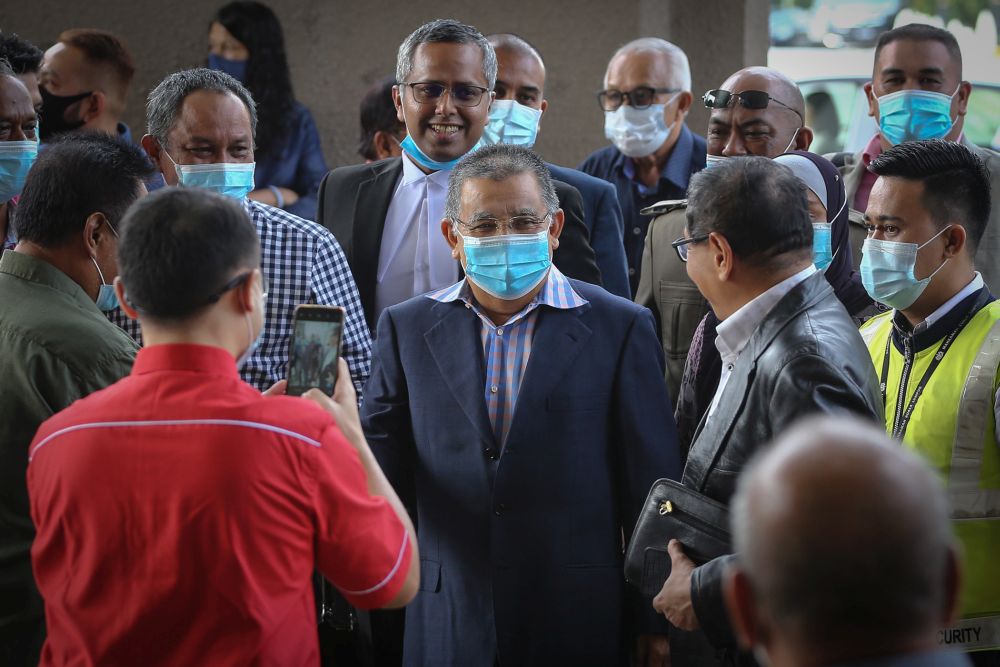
[362,143,680,666]
[579,38,705,297]
[318,19,600,333]
[652,156,880,666]
[636,66,812,409]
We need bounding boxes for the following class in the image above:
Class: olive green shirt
[0,250,137,660]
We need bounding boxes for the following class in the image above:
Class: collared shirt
[375,152,458,322]
[913,272,984,334]
[579,124,706,293]
[427,266,588,445]
[108,199,372,394]
[708,265,818,420]
[27,343,411,667]
[0,250,138,658]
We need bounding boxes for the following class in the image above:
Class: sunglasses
[702,89,803,122]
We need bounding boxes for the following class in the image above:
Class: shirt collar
[131,343,240,378]
[400,151,452,188]
[427,265,588,314]
[912,272,984,334]
[715,265,818,361]
[0,250,98,312]
[619,123,697,193]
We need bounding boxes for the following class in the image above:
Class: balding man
[579,38,705,296]
[722,417,969,667]
[38,29,135,141]
[636,66,814,419]
[484,33,630,298]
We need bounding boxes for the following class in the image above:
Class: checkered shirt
[107,199,372,395]
[426,266,588,446]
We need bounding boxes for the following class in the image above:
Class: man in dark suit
[318,19,599,331]
[482,32,630,299]
[651,156,882,665]
[362,143,681,666]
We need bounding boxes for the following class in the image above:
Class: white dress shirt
[375,153,459,322]
[707,265,818,421]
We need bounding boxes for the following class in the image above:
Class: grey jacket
[681,271,883,649]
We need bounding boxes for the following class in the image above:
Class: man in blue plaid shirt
[108,68,370,394]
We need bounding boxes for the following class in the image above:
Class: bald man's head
[707,66,811,158]
[726,417,959,664]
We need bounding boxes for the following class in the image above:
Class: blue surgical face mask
[483,100,543,148]
[207,53,248,83]
[0,140,39,202]
[400,134,483,172]
[876,85,959,146]
[860,226,950,310]
[704,154,727,169]
[91,219,120,311]
[460,227,552,300]
[812,222,833,271]
[164,150,255,199]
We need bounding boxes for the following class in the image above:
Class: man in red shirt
[27,187,418,666]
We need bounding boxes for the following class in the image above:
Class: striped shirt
[427,266,588,445]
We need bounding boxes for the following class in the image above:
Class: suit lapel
[353,159,403,327]
[424,301,495,445]
[504,306,592,445]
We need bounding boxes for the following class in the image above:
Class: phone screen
[287,306,344,397]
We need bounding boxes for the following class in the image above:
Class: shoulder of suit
[567,278,641,315]
[326,157,401,184]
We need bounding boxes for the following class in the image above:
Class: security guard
[859,140,1000,660]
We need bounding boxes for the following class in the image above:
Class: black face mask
[38,88,92,141]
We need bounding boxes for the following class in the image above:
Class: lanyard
[880,290,991,439]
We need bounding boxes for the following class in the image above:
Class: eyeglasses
[206,271,269,304]
[597,86,679,111]
[671,234,710,262]
[702,89,804,122]
[399,81,490,108]
[454,214,551,238]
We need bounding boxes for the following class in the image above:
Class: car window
[966,88,1000,151]
[801,80,867,156]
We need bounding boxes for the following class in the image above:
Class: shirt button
[490,385,498,393]
[633,227,642,235]
[629,267,636,276]
[497,328,503,336]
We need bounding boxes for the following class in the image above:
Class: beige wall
[3,0,767,169]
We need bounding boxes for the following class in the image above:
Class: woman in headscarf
[673,151,874,457]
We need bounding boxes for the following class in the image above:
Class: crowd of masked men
[0,8,998,667]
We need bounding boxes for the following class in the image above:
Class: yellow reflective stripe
[859,315,888,347]
[951,318,1000,518]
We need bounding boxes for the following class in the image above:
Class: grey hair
[396,19,497,90]
[731,416,954,649]
[0,58,14,78]
[607,37,691,92]
[146,68,258,147]
[445,144,558,222]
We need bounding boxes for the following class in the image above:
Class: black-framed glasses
[671,234,710,262]
[206,271,269,304]
[453,213,551,238]
[702,88,804,122]
[597,86,679,111]
[399,81,490,108]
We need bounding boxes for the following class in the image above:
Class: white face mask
[603,96,677,158]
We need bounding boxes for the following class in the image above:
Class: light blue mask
[0,140,39,202]
[877,86,958,146]
[812,222,833,271]
[482,100,543,148]
[400,134,483,172]
[461,228,551,300]
[91,256,119,312]
[704,154,727,169]
[860,226,950,310]
[165,151,255,199]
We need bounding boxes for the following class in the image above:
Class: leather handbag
[625,478,732,598]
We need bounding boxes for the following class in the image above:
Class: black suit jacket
[317,157,601,330]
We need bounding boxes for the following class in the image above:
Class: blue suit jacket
[361,279,681,667]
[546,163,630,299]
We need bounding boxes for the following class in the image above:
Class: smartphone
[287,305,345,397]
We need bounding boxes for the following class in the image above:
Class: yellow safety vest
[861,300,1000,652]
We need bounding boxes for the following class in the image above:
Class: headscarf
[775,150,872,316]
